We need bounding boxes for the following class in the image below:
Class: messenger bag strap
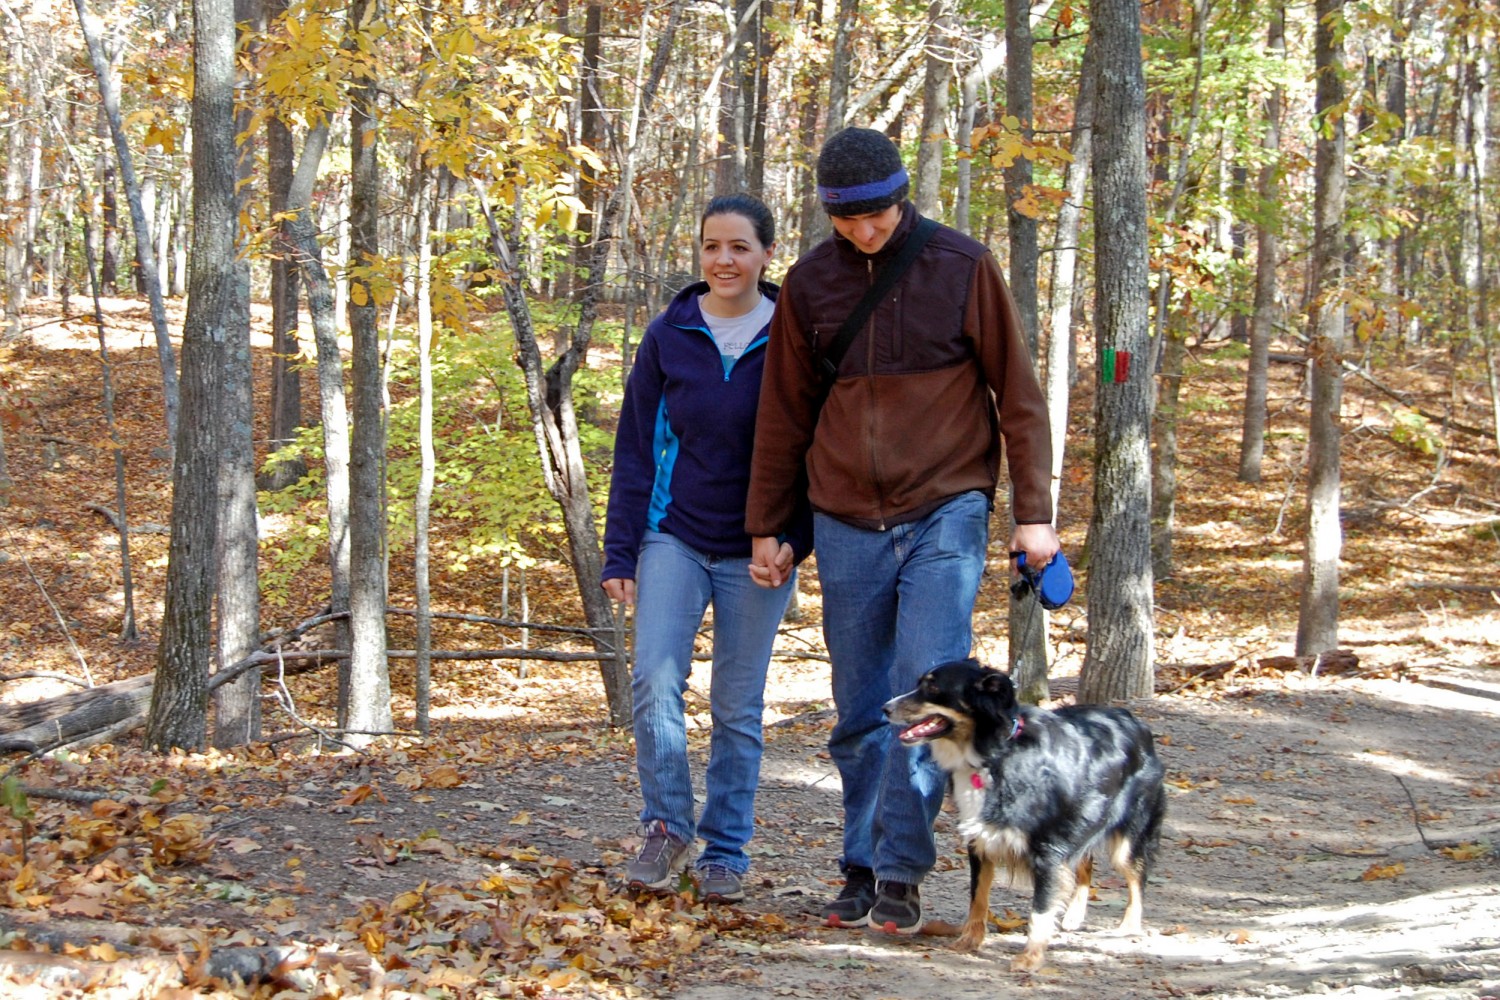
[817,216,940,383]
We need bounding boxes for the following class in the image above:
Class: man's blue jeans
[815,491,990,885]
[631,531,794,873]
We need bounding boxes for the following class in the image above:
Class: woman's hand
[602,577,636,606]
[749,536,794,589]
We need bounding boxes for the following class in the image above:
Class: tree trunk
[144,0,236,752]
[262,0,306,492]
[98,115,118,292]
[1079,0,1154,704]
[1151,323,1186,578]
[1238,6,1284,483]
[1031,32,1096,701]
[794,3,824,253]
[1458,33,1493,450]
[78,189,138,641]
[954,32,1004,237]
[280,125,352,663]
[413,170,435,735]
[1295,0,1347,657]
[1045,33,1096,516]
[342,0,393,742]
[808,0,859,250]
[715,0,753,195]
[4,38,27,330]
[572,4,602,299]
[171,172,188,297]
[747,0,774,198]
[1003,0,1048,694]
[213,0,262,748]
[72,0,180,452]
[475,1,684,726]
[913,0,953,219]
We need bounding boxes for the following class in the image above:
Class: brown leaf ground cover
[0,297,1497,999]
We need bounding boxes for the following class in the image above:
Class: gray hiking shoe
[868,879,923,935]
[696,863,744,903]
[625,821,690,890]
[820,865,877,927]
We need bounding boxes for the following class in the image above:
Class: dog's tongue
[901,716,947,741]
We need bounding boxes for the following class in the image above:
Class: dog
[884,658,1166,971]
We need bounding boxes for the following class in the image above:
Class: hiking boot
[625,821,690,890]
[696,864,744,903]
[868,880,923,935]
[820,865,877,927]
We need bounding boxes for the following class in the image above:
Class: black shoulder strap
[818,216,940,382]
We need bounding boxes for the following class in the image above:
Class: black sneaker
[625,821,691,890]
[868,880,922,935]
[820,865,876,927]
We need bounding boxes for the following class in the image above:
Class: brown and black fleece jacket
[745,202,1054,537]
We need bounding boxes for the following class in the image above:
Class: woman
[602,194,810,904]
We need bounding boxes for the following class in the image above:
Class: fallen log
[0,675,153,752]
[1256,649,1360,675]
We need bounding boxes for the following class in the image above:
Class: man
[745,127,1060,934]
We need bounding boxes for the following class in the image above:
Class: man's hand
[1008,522,1061,573]
[749,536,793,589]
[602,577,636,606]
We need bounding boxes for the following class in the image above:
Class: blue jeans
[632,531,794,873]
[816,491,990,885]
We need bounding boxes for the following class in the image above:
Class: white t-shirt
[700,294,775,368]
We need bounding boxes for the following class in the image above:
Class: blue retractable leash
[1009,550,1075,611]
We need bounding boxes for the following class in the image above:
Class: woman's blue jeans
[814,491,990,885]
[631,531,794,873]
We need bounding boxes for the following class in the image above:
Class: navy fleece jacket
[602,280,813,583]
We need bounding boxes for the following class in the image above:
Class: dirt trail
[661,663,1500,1000]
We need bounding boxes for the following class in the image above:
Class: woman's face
[699,212,774,307]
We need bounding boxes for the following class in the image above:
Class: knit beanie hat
[816,127,910,217]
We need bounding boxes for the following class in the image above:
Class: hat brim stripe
[818,168,909,206]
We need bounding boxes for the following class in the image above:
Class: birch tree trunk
[71,0,180,453]
[1295,0,1347,657]
[280,124,351,663]
[1079,0,1154,704]
[914,0,953,219]
[145,0,235,752]
[414,171,435,735]
[954,31,1004,237]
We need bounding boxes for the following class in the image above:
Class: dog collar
[970,771,987,789]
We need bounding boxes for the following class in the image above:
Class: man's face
[829,204,903,255]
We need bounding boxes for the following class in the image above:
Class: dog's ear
[976,669,1017,708]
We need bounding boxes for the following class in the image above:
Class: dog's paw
[1010,942,1047,972]
[952,924,986,953]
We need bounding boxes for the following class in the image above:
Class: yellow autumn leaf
[509,810,531,826]
[391,888,426,913]
[1439,842,1490,861]
[1360,861,1405,881]
[87,942,122,962]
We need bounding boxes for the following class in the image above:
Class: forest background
[0,0,1497,996]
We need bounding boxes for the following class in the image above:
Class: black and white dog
[884,658,1166,971]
